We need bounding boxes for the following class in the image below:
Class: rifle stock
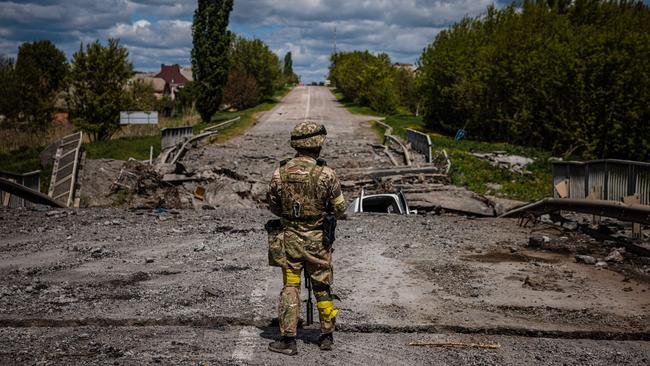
[305,271,314,325]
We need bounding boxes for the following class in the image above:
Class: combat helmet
[290,121,327,150]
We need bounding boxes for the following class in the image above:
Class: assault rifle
[305,271,314,326]
[323,202,337,248]
[305,203,337,326]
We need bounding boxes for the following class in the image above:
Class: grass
[85,135,162,161]
[378,114,552,202]
[0,146,52,192]
[331,89,384,117]
[331,90,552,202]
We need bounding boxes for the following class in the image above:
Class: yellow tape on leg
[317,300,338,320]
[282,268,302,285]
[330,194,345,206]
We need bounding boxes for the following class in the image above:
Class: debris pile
[110,160,181,209]
[107,159,267,210]
[471,151,534,174]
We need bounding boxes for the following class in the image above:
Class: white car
[347,189,416,215]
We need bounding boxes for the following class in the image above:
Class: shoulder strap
[309,164,324,189]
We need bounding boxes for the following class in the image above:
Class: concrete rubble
[471,151,534,174]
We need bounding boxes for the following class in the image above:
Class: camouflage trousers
[278,228,337,337]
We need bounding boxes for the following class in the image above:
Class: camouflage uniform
[267,122,346,339]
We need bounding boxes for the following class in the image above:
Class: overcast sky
[3,0,635,82]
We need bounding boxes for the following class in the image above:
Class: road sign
[120,111,159,125]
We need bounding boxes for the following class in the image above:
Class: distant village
[131,64,194,101]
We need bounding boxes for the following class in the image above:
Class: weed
[331,89,384,117]
[85,135,161,161]
[0,146,52,192]
[112,190,131,206]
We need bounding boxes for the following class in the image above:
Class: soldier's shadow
[259,318,321,346]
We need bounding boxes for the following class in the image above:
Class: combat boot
[268,336,297,355]
[319,333,334,351]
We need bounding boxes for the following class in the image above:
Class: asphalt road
[1,87,649,365]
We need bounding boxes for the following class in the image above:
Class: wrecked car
[347,189,416,215]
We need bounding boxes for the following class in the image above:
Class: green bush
[417,0,650,161]
[230,37,282,100]
[329,51,401,114]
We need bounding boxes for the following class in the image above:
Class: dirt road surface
[1,87,649,365]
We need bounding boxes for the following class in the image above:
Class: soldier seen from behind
[265,121,347,355]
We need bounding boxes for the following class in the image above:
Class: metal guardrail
[375,121,412,166]
[0,169,41,208]
[201,116,241,133]
[406,129,433,163]
[161,126,194,150]
[169,130,218,165]
[552,159,650,205]
[48,132,83,207]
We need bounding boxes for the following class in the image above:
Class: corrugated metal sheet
[552,159,650,206]
[637,168,650,205]
[0,169,41,208]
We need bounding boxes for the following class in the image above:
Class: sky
[0,0,598,83]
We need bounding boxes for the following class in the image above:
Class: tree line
[1,0,297,142]
[328,51,416,115]
[418,0,650,161]
[329,0,650,161]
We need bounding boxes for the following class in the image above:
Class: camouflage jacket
[268,155,346,232]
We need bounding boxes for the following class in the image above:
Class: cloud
[0,0,514,80]
[230,0,495,81]
[106,19,192,49]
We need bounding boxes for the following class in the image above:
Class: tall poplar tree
[191,0,234,122]
[283,52,293,76]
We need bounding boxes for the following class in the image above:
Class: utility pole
[333,27,337,55]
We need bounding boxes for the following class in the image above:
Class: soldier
[266,121,346,355]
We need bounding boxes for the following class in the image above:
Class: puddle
[462,251,560,264]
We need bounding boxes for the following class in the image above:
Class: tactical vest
[279,158,325,221]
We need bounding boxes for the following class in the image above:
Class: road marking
[305,86,311,120]
[231,276,271,363]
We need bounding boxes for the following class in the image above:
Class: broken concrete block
[595,261,608,269]
[575,255,596,265]
[232,181,251,194]
[562,221,578,231]
[605,249,624,263]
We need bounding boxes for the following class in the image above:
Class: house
[180,67,193,82]
[130,73,169,99]
[155,64,192,99]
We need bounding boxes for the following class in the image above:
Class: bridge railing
[552,159,650,205]
[0,169,41,208]
[406,129,433,163]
